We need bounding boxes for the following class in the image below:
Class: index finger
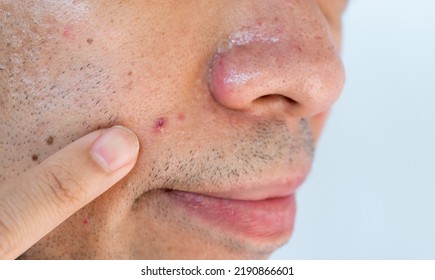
[0,126,139,259]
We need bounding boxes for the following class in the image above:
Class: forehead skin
[0,0,347,259]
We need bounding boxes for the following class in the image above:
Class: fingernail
[91,126,139,172]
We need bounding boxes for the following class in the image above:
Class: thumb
[0,126,139,259]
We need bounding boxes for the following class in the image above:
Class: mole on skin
[32,154,39,161]
[46,136,54,145]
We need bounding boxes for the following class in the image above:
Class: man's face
[0,0,346,259]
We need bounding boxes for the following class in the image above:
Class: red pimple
[153,117,167,133]
[62,24,74,39]
[83,217,89,225]
[177,113,185,121]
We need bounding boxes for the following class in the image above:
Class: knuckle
[38,163,87,208]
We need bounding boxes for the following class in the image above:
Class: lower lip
[166,190,296,240]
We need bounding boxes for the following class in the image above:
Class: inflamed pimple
[153,117,167,133]
[62,24,75,39]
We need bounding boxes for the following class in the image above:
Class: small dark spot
[46,136,54,145]
[32,154,39,161]
[127,71,132,76]
[87,38,94,45]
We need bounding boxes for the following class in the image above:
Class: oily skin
[0,0,347,259]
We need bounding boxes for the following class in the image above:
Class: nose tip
[209,26,345,118]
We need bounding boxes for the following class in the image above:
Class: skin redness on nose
[209,22,287,103]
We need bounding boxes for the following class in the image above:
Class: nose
[209,16,345,118]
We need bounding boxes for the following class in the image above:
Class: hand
[0,126,140,259]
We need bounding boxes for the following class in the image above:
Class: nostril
[283,95,298,105]
[252,94,300,115]
[257,94,298,105]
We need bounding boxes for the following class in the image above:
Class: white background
[272,0,435,259]
[3,261,435,280]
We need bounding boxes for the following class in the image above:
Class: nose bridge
[208,4,345,117]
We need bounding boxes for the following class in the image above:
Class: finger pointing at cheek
[0,126,140,259]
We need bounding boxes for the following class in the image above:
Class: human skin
[0,0,347,259]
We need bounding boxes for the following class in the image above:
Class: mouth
[165,173,307,240]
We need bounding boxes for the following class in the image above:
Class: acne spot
[153,117,167,133]
[86,38,94,45]
[83,217,89,225]
[62,25,74,39]
[177,113,185,121]
[46,135,54,145]
[31,154,39,161]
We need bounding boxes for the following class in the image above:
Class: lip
[204,174,307,201]
[165,174,306,240]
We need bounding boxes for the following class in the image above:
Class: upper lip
[172,167,310,201]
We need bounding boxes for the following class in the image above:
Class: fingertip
[90,126,140,173]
